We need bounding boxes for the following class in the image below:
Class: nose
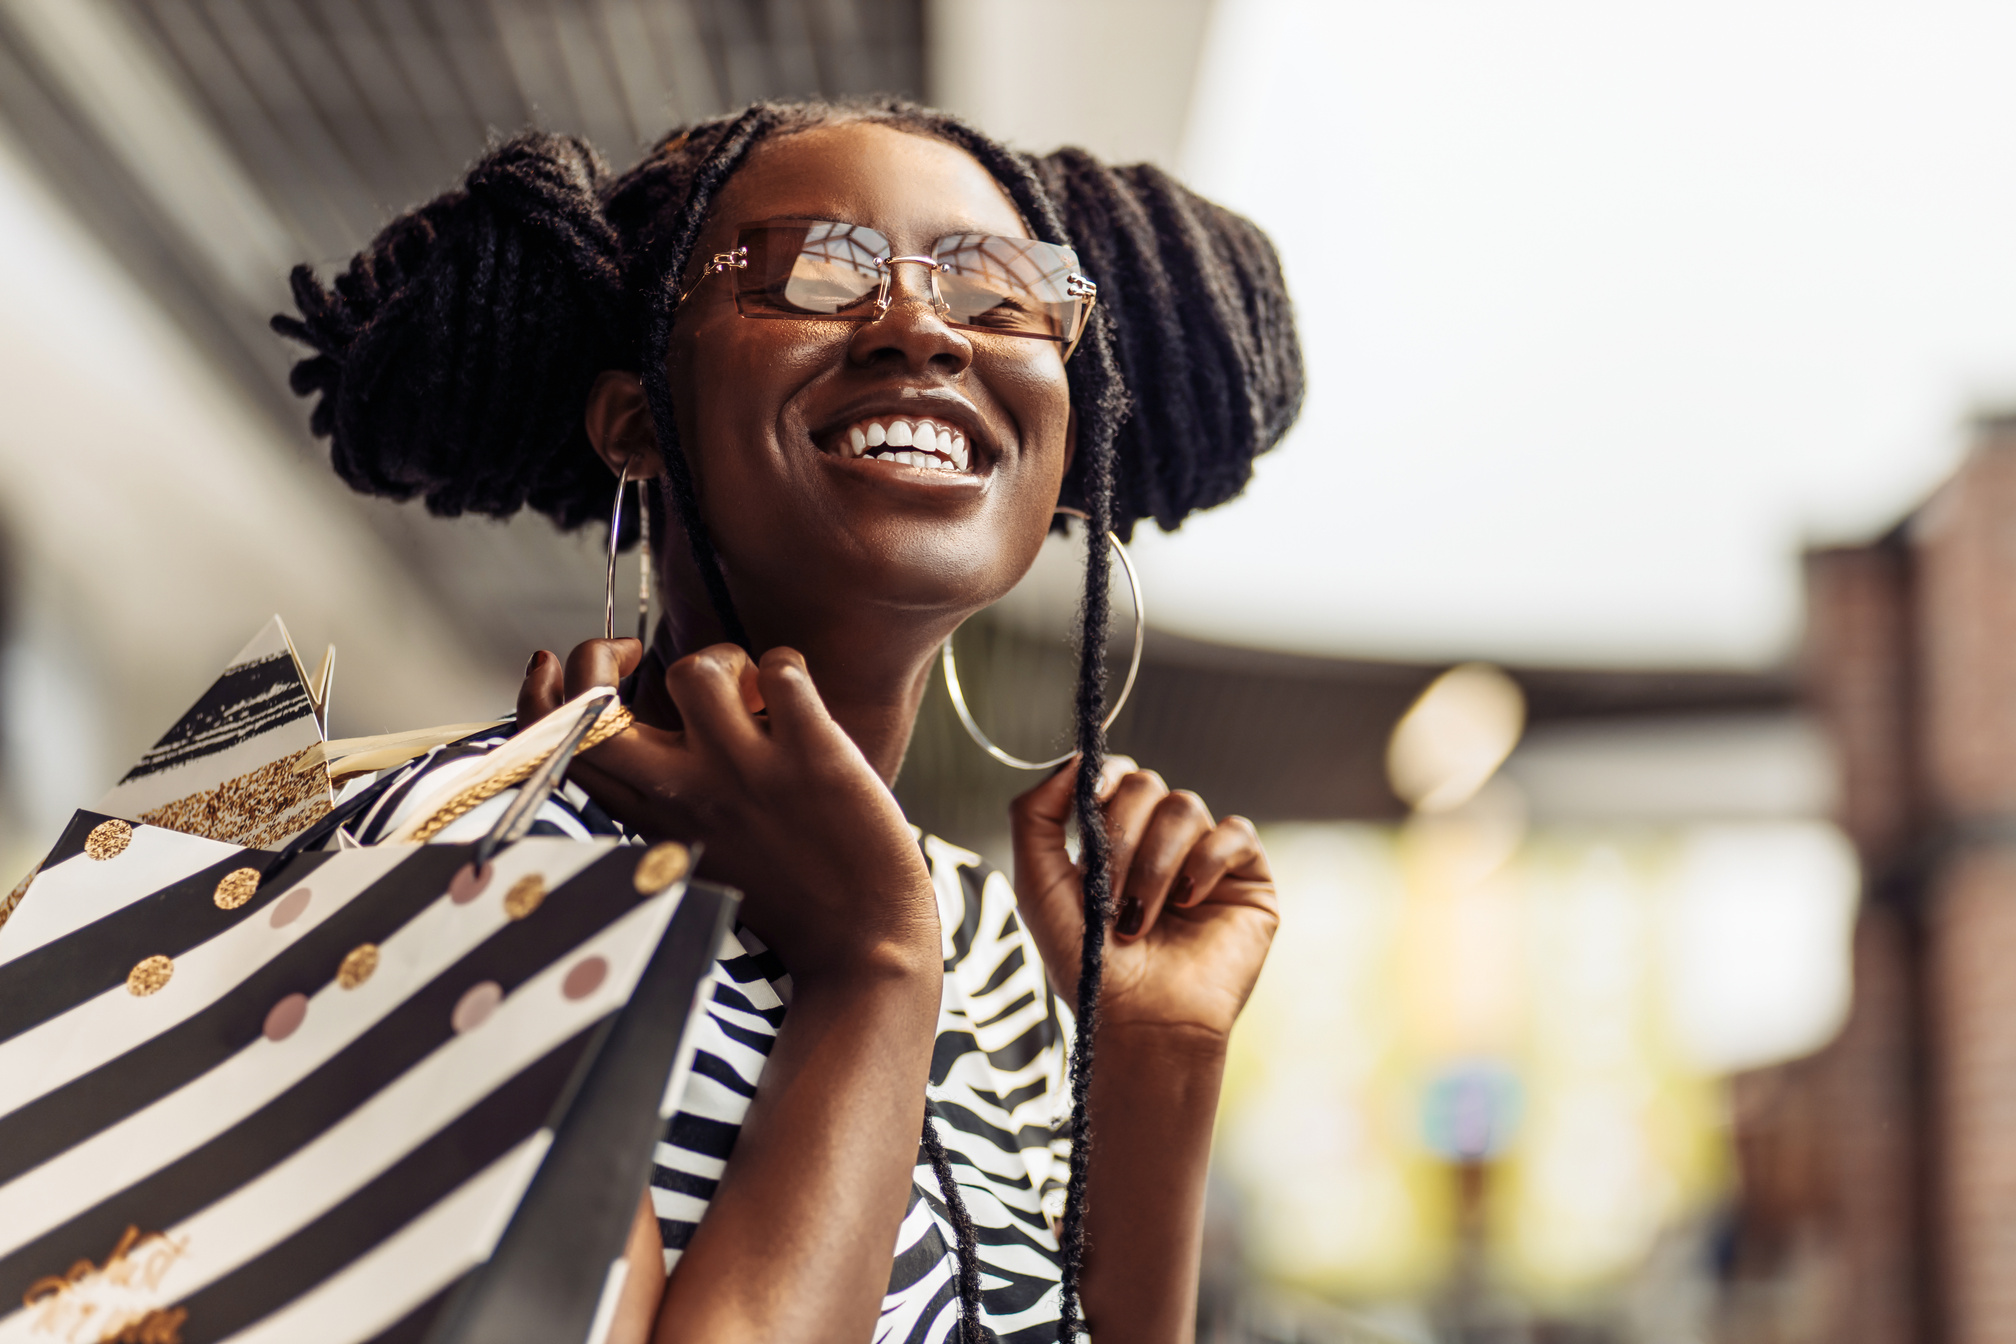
[847,258,973,375]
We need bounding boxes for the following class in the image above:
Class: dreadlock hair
[274,97,1303,1344]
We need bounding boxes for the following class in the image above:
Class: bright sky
[1130,0,2016,668]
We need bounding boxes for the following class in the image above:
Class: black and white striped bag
[0,810,733,1344]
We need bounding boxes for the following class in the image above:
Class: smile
[837,416,972,472]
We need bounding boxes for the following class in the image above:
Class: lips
[832,415,972,473]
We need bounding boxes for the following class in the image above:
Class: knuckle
[696,645,743,675]
[1114,768,1167,801]
[760,645,807,672]
[766,661,811,695]
[672,646,736,682]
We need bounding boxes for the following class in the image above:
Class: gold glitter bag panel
[96,616,339,854]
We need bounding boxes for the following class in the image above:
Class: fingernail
[1116,896,1143,937]
[1172,874,1193,906]
[524,651,543,675]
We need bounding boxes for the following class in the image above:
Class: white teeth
[843,417,975,470]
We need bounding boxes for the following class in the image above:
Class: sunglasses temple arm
[1062,291,1097,362]
[673,247,750,309]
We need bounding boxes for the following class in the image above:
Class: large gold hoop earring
[940,506,1146,771]
[603,458,653,642]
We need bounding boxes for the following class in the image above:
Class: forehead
[705,120,1030,248]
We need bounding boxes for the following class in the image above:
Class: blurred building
[1726,412,2016,1344]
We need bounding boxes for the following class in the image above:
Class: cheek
[990,354,1074,477]
[986,373,1077,593]
[668,323,825,475]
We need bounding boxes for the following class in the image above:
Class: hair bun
[1040,149,1304,536]
[272,132,630,528]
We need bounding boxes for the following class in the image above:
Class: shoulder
[920,832,1014,970]
[922,830,1068,1091]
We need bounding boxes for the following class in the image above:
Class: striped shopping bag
[0,812,733,1344]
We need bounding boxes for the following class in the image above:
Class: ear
[585,371,665,479]
[1062,405,1078,476]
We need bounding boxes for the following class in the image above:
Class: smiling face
[659,120,1074,653]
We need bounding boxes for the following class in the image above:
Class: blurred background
[3,1,2015,1340]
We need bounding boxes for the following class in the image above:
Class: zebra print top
[327,729,1075,1343]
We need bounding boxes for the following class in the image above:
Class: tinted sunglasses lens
[737,222,888,317]
[932,235,1085,342]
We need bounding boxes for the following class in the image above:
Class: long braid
[274,96,1299,1344]
[923,115,1127,1344]
[631,105,778,651]
[1056,409,1117,1344]
[922,1101,992,1342]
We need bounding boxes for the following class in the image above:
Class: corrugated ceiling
[117,0,924,264]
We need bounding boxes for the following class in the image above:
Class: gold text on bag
[23,1224,190,1342]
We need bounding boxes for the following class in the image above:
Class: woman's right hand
[528,643,944,1344]
[518,639,940,986]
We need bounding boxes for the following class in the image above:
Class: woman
[276,98,1302,1344]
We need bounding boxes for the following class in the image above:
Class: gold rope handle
[404,704,634,845]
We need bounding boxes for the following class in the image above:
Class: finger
[1113,790,1215,942]
[1009,759,1085,972]
[516,650,565,730]
[1011,757,1080,837]
[1176,816,1271,909]
[1011,754,1135,840]
[663,643,766,755]
[1093,755,1138,804]
[1097,769,1169,912]
[752,647,837,750]
[562,638,643,700]
[567,715,688,823]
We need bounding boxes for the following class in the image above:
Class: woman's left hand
[1010,758,1278,1044]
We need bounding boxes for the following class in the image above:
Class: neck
[638,597,949,788]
